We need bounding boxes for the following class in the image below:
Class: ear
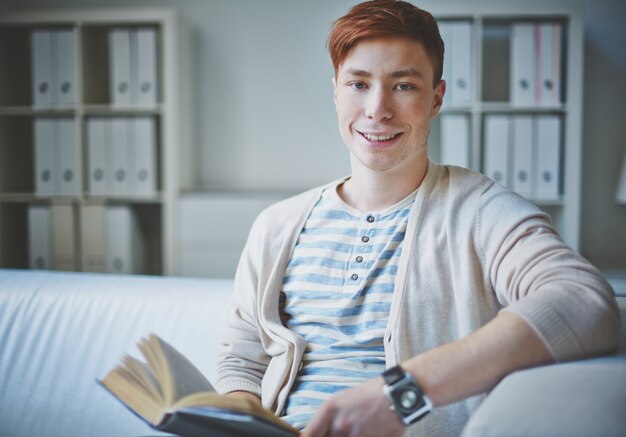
[430,79,446,117]
[332,75,338,106]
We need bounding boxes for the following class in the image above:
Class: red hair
[327,0,444,86]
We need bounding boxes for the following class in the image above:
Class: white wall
[9,0,626,271]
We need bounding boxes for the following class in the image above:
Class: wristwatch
[382,365,432,425]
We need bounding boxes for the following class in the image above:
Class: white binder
[51,204,76,271]
[439,21,453,109]
[28,205,51,270]
[130,117,157,196]
[57,118,79,196]
[109,28,132,107]
[34,118,57,196]
[106,206,141,274]
[511,116,533,198]
[135,28,158,107]
[110,118,130,195]
[538,23,562,106]
[80,204,107,272]
[534,115,561,201]
[451,21,472,106]
[87,118,110,196]
[510,23,535,106]
[483,115,510,187]
[54,29,77,107]
[31,30,55,107]
[440,114,470,168]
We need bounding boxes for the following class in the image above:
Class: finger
[302,403,334,437]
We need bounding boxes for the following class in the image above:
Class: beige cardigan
[216,162,620,436]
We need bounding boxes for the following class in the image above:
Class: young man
[216,1,620,436]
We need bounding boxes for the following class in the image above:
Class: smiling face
[333,36,445,176]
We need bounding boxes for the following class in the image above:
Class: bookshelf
[429,1,583,250]
[0,7,191,275]
[0,1,587,278]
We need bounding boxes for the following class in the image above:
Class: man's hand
[301,377,406,437]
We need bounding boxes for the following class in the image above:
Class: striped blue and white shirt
[280,184,417,429]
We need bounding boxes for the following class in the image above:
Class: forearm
[404,311,553,406]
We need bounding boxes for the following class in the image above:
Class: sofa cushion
[461,356,626,437]
[0,269,233,437]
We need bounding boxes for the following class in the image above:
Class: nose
[365,87,393,121]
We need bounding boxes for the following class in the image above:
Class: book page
[100,369,164,425]
[122,355,163,402]
[152,335,215,402]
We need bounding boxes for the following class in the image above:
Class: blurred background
[0,0,624,286]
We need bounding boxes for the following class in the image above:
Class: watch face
[394,386,425,414]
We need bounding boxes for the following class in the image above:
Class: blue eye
[396,83,414,91]
[351,82,366,90]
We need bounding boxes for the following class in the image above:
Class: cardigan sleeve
[215,214,271,396]
[477,183,621,362]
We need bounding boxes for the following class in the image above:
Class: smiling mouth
[358,131,402,142]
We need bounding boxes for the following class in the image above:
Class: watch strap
[383,365,405,385]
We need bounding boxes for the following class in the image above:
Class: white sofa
[0,269,624,437]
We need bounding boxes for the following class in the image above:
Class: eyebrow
[343,67,426,80]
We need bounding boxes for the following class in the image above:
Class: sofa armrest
[461,356,626,437]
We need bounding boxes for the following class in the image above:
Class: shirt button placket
[352,214,374,281]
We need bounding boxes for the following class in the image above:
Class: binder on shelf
[510,23,535,106]
[538,22,562,106]
[57,118,80,196]
[135,28,158,107]
[55,29,77,107]
[450,21,472,106]
[110,118,130,195]
[483,115,510,188]
[34,118,57,196]
[440,114,470,168]
[130,117,157,196]
[534,115,561,201]
[51,204,77,271]
[87,117,110,196]
[511,116,533,198]
[109,28,132,107]
[439,20,472,107]
[106,206,142,274]
[80,204,107,272]
[28,205,51,270]
[31,30,55,107]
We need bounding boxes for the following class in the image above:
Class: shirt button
[351,273,359,281]
[367,215,375,223]
[356,255,363,263]
[361,236,370,243]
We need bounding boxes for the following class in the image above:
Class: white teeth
[363,133,397,141]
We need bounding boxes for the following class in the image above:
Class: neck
[339,158,428,212]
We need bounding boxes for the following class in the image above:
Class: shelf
[0,192,164,205]
[84,193,164,205]
[0,193,80,204]
[479,102,567,114]
[82,104,163,116]
[0,193,40,203]
[528,197,565,207]
[0,106,76,116]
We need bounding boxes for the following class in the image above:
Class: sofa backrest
[0,269,234,437]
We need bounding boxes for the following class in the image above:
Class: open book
[99,333,299,437]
